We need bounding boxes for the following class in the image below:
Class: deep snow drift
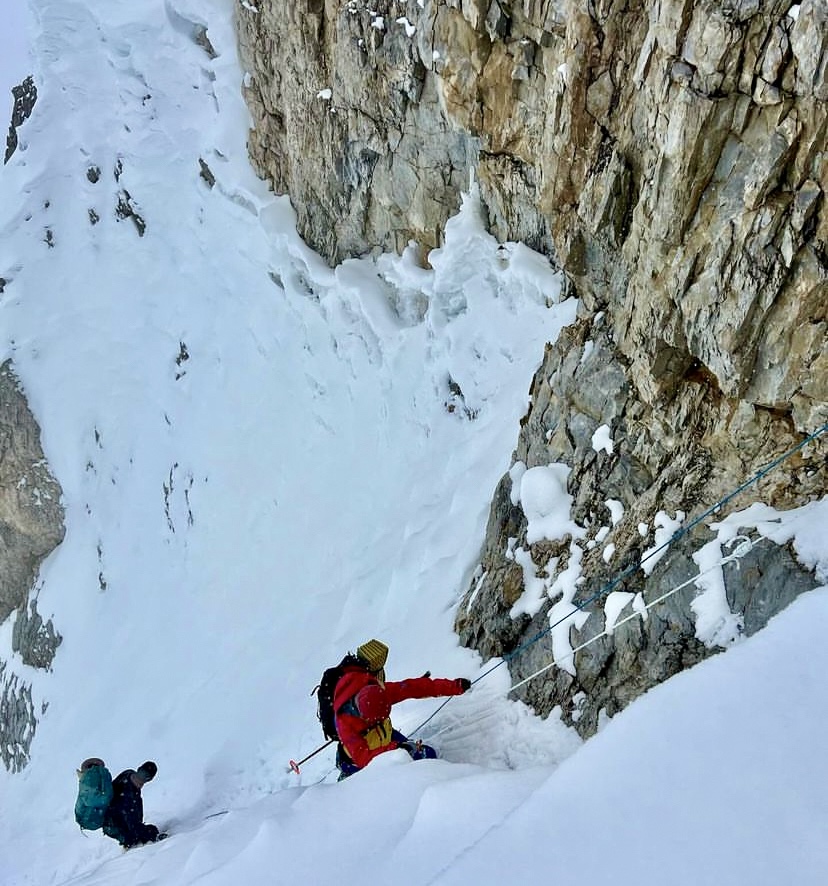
[0,2,826,885]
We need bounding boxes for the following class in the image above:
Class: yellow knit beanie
[356,639,389,673]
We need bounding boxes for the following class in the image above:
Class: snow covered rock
[4,76,36,164]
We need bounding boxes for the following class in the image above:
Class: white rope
[508,534,759,694]
[418,695,502,745]
[420,535,761,745]
[417,706,503,744]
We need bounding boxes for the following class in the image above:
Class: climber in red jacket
[333,656,470,778]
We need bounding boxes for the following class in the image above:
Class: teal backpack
[74,758,113,830]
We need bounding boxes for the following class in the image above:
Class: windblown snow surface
[1,2,827,885]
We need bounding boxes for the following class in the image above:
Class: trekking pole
[288,739,335,775]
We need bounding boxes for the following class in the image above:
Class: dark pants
[337,730,436,780]
[104,821,160,849]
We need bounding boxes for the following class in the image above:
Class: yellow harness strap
[363,718,393,750]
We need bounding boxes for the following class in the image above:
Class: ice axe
[288,739,335,775]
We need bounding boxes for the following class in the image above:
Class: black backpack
[313,654,366,741]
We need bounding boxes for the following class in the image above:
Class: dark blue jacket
[102,770,160,848]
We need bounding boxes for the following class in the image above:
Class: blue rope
[413,421,828,735]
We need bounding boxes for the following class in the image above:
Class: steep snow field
[0,2,826,884]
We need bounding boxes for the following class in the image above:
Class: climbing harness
[410,422,828,737]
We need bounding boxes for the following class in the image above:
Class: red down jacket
[333,666,466,770]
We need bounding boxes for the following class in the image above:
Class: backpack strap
[337,685,392,744]
[339,696,360,718]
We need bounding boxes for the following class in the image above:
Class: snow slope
[0,2,826,884]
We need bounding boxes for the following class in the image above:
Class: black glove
[455,678,471,693]
[421,670,431,679]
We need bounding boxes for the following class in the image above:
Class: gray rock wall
[0,660,37,773]
[456,310,826,736]
[0,362,65,624]
[238,1,826,429]
[238,1,482,262]
[0,361,65,769]
[4,76,37,165]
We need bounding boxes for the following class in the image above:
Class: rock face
[0,361,65,770]
[0,660,37,773]
[238,1,481,262]
[0,362,65,626]
[239,0,827,736]
[4,76,37,165]
[454,315,825,738]
[238,0,826,428]
[453,0,828,736]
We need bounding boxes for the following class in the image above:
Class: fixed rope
[418,535,762,743]
[507,534,760,694]
[411,421,827,737]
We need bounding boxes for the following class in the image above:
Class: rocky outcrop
[12,601,63,670]
[0,361,65,769]
[0,361,65,624]
[4,76,37,165]
[0,660,37,773]
[238,1,827,736]
[455,317,825,736]
[237,1,480,262]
